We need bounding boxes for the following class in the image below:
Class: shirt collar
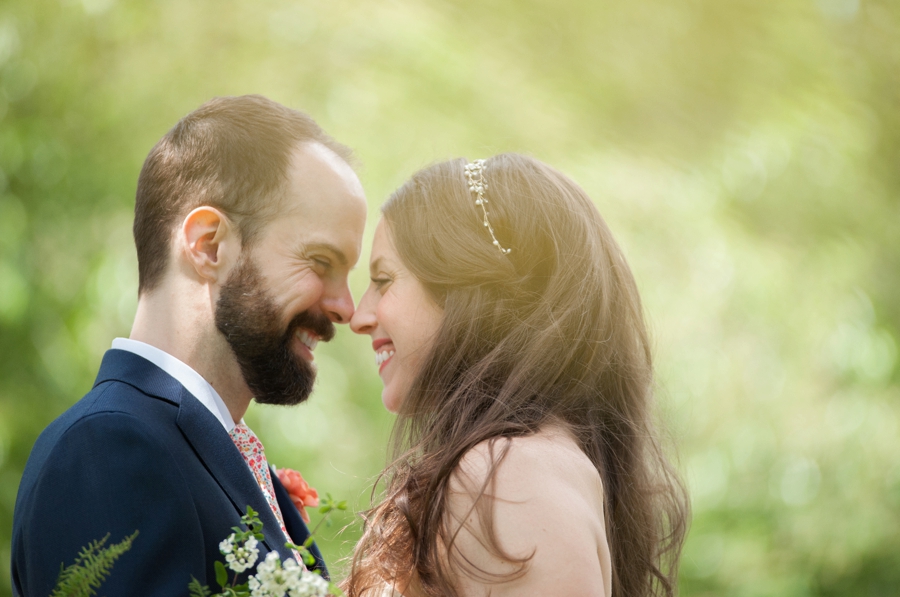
[111,337,237,432]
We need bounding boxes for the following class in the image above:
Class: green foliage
[50,531,137,597]
[316,494,348,529]
[1,0,899,595]
[192,503,342,597]
[200,507,264,596]
[213,561,229,591]
[226,505,265,547]
[188,577,213,597]
[284,494,350,570]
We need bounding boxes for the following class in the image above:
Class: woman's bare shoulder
[445,425,611,596]
[453,424,603,504]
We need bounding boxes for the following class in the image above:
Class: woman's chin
[381,388,402,414]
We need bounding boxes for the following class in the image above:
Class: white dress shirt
[111,337,236,432]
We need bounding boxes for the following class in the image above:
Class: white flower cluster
[219,533,260,573]
[248,551,331,597]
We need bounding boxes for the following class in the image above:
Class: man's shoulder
[44,377,178,442]
[10,380,214,597]
[18,376,183,501]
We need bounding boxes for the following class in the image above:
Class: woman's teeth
[297,330,319,351]
[376,350,395,366]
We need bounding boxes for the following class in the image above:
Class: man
[11,95,367,595]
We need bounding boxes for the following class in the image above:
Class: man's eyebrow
[305,243,348,266]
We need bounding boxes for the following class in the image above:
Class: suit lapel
[96,349,295,563]
[175,388,296,563]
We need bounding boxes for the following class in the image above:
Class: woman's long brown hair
[345,154,688,597]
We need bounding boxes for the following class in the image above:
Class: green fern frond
[188,576,213,597]
[50,530,139,597]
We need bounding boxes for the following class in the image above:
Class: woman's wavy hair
[346,154,688,597]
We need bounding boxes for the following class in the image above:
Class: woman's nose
[349,288,377,335]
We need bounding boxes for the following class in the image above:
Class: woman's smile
[373,338,396,372]
[350,220,444,413]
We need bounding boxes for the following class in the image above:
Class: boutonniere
[274,466,320,524]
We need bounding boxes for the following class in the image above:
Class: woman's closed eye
[371,276,392,292]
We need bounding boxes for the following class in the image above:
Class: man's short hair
[133,95,352,293]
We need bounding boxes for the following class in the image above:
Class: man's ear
[180,206,240,283]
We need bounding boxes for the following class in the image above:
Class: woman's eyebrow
[369,256,386,275]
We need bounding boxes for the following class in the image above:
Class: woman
[347,154,688,597]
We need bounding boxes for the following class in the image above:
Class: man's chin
[252,388,312,407]
[247,358,316,406]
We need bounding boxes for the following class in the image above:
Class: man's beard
[215,254,335,406]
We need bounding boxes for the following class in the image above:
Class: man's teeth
[375,350,395,366]
[297,330,319,351]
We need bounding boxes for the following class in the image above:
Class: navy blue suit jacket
[11,349,327,596]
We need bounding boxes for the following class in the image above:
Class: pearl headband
[464,159,511,255]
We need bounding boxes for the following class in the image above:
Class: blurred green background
[2,0,899,594]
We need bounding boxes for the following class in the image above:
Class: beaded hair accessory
[464,159,511,255]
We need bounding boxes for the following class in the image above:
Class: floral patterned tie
[229,423,299,561]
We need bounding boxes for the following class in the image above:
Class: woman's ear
[179,206,240,284]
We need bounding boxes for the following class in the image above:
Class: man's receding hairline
[249,140,350,225]
[291,139,358,174]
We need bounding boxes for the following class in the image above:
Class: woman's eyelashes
[371,275,393,292]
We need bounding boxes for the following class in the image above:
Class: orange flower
[276,467,319,524]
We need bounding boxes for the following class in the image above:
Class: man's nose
[321,280,355,324]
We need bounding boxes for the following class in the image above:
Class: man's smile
[295,329,321,360]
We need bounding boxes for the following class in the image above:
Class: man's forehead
[282,143,365,213]
[258,141,366,264]
[278,218,365,266]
